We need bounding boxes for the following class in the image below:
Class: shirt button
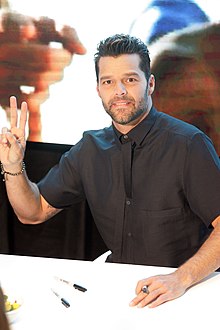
[128,232,132,237]
[126,200,131,205]
[123,134,129,140]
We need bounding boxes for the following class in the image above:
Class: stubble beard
[102,95,148,125]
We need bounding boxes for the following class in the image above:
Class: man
[0,34,220,309]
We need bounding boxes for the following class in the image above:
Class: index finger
[60,26,87,55]
[10,95,18,129]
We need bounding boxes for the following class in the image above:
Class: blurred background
[1,0,219,149]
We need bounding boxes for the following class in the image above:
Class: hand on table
[129,271,188,308]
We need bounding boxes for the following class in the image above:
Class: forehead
[98,54,143,78]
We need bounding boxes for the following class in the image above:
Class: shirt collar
[113,107,158,147]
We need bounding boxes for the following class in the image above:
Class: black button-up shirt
[38,107,220,267]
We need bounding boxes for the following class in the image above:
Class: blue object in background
[130,0,210,44]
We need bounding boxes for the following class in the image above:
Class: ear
[147,74,155,95]
[96,84,101,97]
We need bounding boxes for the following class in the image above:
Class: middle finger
[10,96,18,129]
[19,101,28,131]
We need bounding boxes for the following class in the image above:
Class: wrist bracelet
[0,161,25,181]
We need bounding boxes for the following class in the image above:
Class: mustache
[109,97,134,105]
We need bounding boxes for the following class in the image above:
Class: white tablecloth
[0,254,219,330]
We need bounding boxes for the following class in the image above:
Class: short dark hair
[94,34,151,81]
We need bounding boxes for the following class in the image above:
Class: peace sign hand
[0,96,28,168]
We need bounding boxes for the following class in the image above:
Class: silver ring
[142,285,149,294]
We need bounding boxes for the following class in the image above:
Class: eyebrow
[100,72,140,81]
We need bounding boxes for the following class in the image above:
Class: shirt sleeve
[184,132,220,227]
[37,144,85,209]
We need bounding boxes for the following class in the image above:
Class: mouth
[111,100,133,108]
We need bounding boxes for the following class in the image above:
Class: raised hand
[0,96,28,166]
[0,11,86,141]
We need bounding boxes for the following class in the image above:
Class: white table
[0,254,219,330]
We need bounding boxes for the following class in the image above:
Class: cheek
[135,86,148,100]
[97,87,113,103]
[97,90,106,102]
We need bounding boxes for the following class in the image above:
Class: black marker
[51,289,70,308]
[73,283,87,292]
[54,276,87,292]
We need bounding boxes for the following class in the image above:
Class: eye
[102,79,112,85]
[126,77,137,83]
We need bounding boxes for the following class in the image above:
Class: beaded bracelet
[0,161,25,181]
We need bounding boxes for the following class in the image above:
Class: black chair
[0,141,107,260]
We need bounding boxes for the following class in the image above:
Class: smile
[112,101,131,107]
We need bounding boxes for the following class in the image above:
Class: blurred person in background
[130,0,220,154]
[149,21,220,155]
[129,0,210,44]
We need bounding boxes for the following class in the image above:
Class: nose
[114,82,127,96]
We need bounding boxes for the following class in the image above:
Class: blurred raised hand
[0,10,86,141]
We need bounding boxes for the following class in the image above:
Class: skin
[149,22,220,155]
[0,11,86,141]
[96,54,155,134]
[152,59,220,155]
[0,54,220,309]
